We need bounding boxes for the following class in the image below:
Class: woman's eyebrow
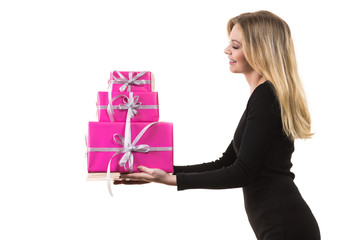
[231,40,241,44]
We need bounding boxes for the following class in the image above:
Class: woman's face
[224,23,253,74]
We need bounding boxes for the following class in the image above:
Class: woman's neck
[244,70,267,94]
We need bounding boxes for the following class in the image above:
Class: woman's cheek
[234,50,244,62]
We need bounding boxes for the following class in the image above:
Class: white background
[1,0,359,239]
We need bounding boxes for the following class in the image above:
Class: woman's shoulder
[246,80,280,114]
[248,80,276,103]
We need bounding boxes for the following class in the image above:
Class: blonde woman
[115,10,321,240]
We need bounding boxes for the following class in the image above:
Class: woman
[115,10,321,240]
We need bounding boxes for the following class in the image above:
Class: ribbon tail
[123,107,133,171]
[107,104,115,122]
[129,153,134,173]
[119,152,130,168]
[132,122,157,145]
[129,92,136,118]
[107,156,114,197]
[125,107,132,146]
[85,134,89,158]
[119,83,128,92]
[127,108,134,118]
[107,150,123,197]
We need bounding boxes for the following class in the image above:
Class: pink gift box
[87,122,173,173]
[97,91,160,122]
[109,71,154,93]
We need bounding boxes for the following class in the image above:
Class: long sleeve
[176,86,276,190]
[172,141,237,175]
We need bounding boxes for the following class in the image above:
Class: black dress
[173,80,321,240]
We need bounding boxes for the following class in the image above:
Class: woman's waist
[243,174,299,199]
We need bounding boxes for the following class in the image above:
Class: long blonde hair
[227,10,313,141]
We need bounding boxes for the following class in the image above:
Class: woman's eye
[232,46,240,49]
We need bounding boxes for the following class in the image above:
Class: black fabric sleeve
[172,141,237,175]
[176,90,275,190]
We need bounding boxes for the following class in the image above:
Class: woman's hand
[113,166,176,186]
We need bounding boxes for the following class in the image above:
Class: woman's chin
[229,67,242,73]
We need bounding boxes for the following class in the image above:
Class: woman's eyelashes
[229,40,242,49]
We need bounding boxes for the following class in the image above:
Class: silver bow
[110,71,150,92]
[107,92,141,121]
[112,133,150,172]
[118,94,141,118]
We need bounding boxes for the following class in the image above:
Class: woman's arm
[113,142,236,186]
[175,89,275,190]
[116,87,277,188]
[172,141,237,175]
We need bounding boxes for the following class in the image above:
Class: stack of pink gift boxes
[86,71,174,193]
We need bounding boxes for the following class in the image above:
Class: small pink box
[87,122,173,173]
[97,91,160,122]
[109,71,154,93]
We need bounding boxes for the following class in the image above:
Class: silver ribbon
[105,92,158,122]
[109,71,151,92]
[87,121,173,196]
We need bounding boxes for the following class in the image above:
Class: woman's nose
[224,45,230,55]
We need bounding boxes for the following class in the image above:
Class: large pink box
[109,71,154,93]
[97,91,159,122]
[87,122,173,173]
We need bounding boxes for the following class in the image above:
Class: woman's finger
[120,172,152,181]
[113,180,149,185]
[137,166,153,175]
[120,172,142,179]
